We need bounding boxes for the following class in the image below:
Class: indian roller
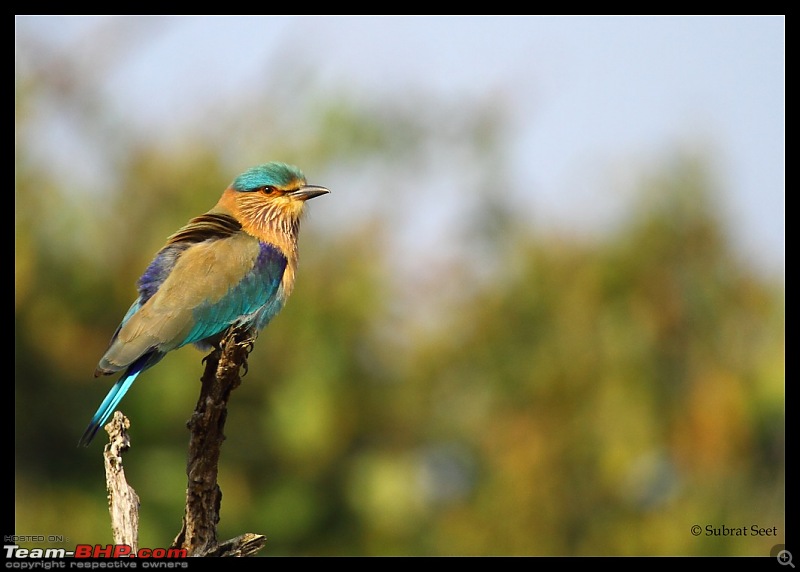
[79,162,329,446]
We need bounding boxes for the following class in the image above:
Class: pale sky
[16,16,785,278]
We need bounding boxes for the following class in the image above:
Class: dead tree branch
[101,326,267,557]
[171,326,267,556]
[103,412,140,552]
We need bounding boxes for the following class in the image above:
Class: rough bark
[171,326,267,556]
[103,411,140,553]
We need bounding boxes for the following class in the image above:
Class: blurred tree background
[15,19,783,556]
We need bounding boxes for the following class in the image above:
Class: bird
[79,162,329,446]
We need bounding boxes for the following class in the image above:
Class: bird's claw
[237,337,256,354]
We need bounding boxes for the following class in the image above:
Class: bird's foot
[236,335,257,355]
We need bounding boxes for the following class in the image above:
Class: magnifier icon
[778,550,794,568]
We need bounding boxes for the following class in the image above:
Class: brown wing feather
[166,213,242,246]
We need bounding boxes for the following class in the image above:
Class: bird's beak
[289,185,330,201]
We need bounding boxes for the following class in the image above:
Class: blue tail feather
[78,351,162,446]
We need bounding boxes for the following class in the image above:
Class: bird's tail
[78,352,159,447]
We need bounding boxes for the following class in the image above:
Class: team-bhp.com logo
[5,543,188,559]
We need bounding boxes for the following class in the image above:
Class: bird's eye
[258,186,278,195]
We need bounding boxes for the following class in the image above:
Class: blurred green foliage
[15,25,783,557]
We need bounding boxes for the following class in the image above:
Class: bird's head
[218,162,330,238]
